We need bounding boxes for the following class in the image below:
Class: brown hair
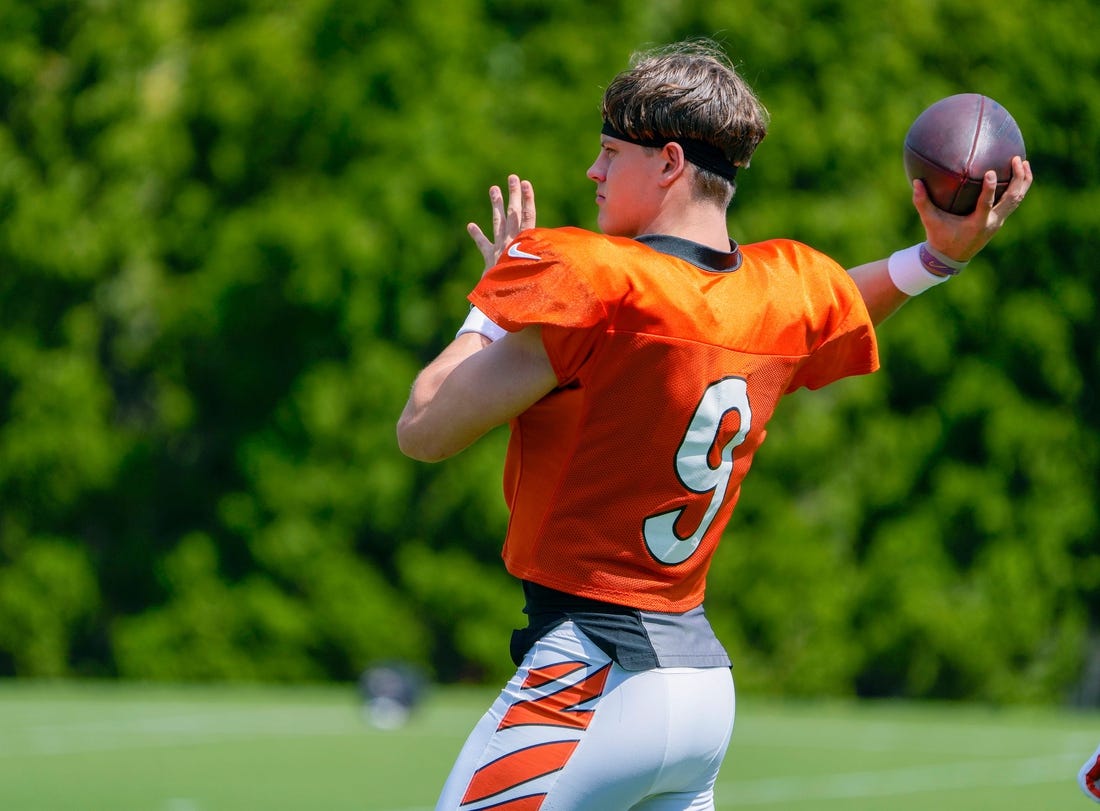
[601,39,769,204]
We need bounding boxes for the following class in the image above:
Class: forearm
[397,332,492,462]
[849,242,967,325]
[398,173,548,462]
[847,258,909,325]
[397,326,558,463]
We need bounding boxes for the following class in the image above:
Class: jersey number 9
[643,377,752,565]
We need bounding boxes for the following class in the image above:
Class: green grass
[0,680,1096,810]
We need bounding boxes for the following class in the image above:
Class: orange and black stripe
[459,661,611,809]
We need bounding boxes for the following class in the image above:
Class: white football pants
[435,621,735,811]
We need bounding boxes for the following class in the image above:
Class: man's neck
[642,206,731,252]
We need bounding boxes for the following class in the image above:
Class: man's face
[586,136,665,237]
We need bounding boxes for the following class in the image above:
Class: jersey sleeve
[468,228,609,383]
[782,244,879,392]
[787,299,878,391]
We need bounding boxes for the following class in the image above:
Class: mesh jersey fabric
[470,226,878,613]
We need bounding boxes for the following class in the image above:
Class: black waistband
[511,581,731,671]
[513,580,658,669]
[521,580,637,617]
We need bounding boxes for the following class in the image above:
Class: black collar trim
[634,234,743,273]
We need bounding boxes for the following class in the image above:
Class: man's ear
[657,142,688,187]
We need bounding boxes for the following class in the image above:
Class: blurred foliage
[0,0,1096,705]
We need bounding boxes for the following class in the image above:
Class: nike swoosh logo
[507,242,541,261]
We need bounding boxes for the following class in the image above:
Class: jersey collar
[634,234,743,273]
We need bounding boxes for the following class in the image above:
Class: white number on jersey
[643,376,752,565]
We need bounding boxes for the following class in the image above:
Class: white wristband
[456,306,507,341]
[887,243,964,296]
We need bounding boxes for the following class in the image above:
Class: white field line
[5,702,1091,809]
[372,753,1083,811]
[717,752,1081,806]
[732,717,1100,757]
[0,701,478,759]
[0,708,364,757]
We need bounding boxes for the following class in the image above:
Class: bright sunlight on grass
[0,681,1096,810]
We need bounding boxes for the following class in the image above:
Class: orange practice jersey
[470,227,878,613]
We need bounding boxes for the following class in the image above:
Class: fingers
[482,176,535,245]
[467,221,490,254]
[518,177,536,231]
[506,175,523,233]
[911,177,938,220]
[919,155,1032,263]
[993,156,1032,218]
[468,175,538,273]
[504,174,537,235]
[978,169,999,212]
[489,184,504,243]
[1016,156,1033,187]
[911,178,960,245]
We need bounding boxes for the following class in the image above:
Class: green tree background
[0,0,1096,704]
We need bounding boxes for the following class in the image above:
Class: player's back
[471,227,877,612]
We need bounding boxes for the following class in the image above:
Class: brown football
[903,94,1026,215]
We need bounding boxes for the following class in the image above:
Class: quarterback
[398,39,1031,811]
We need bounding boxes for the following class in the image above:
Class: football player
[398,39,1031,811]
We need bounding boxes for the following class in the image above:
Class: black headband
[601,122,738,182]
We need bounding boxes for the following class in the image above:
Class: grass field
[1,680,1097,810]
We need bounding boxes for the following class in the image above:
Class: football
[903,93,1026,215]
